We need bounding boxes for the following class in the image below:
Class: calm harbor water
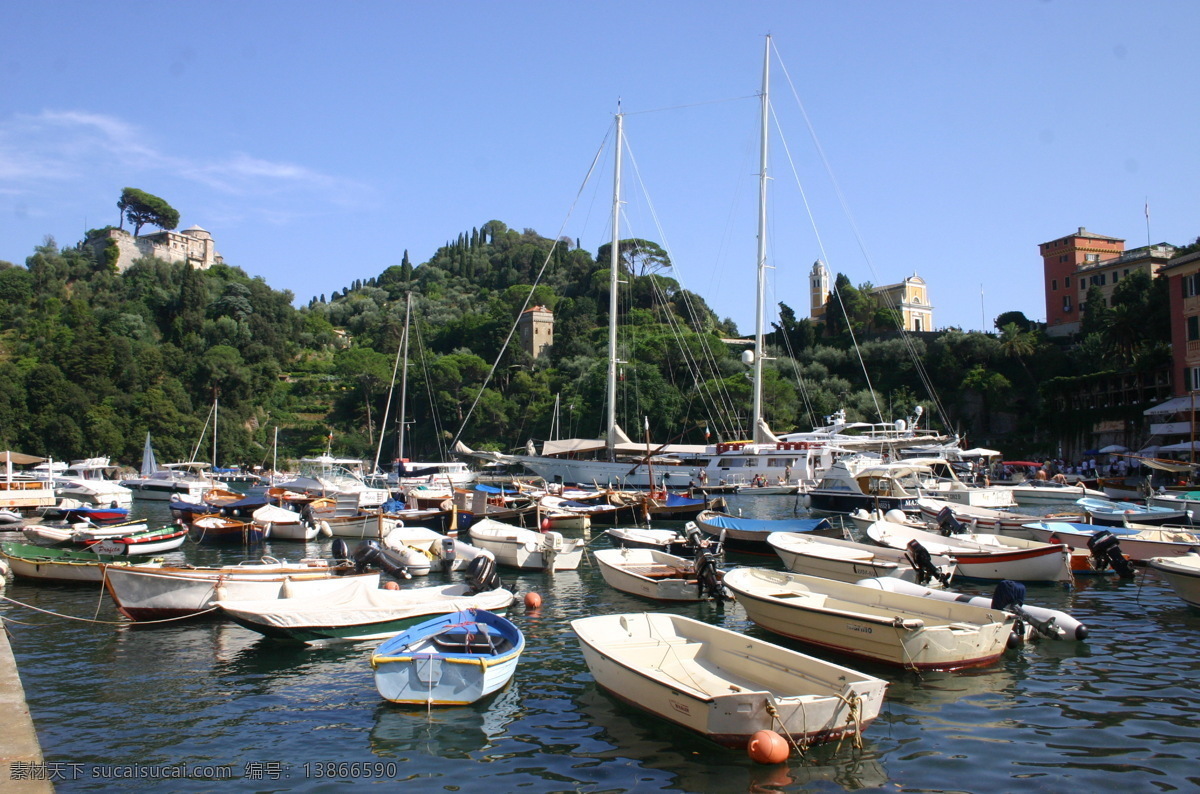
[3,495,1200,793]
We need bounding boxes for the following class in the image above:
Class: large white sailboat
[493,39,944,490]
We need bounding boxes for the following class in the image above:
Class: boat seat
[625,564,691,579]
[431,627,502,654]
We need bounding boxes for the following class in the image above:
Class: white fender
[319,520,333,538]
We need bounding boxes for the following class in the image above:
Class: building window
[1112,272,1120,283]
[1063,296,1072,312]
[1184,273,1200,298]
[1190,316,1200,342]
[1085,253,1099,263]
[1052,279,1058,291]
[1065,276,1072,288]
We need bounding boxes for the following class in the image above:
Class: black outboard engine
[1087,530,1135,579]
[991,579,1027,648]
[904,539,951,587]
[465,555,502,594]
[331,538,351,563]
[688,528,729,601]
[351,539,412,580]
[440,537,457,574]
[936,506,967,536]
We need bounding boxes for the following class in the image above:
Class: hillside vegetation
[0,222,1178,470]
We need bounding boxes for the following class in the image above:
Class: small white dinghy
[767,531,955,587]
[467,518,584,571]
[383,525,493,574]
[572,612,888,749]
[723,567,1017,670]
[866,519,1073,584]
[592,546,727,602]
[252,504,317,542]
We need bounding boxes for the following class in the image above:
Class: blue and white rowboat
[370,608,524,706]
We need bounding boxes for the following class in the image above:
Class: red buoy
[383,581,401,591]
[747,730,789,764]
[524,591,542,609]
[541,518,551,531]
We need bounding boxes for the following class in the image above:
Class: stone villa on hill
[88,226,223,273]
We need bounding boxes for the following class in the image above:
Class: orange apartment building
[1040,227,1176,336]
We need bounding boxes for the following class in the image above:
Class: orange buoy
[383,581,401,591]
[747,730,789,764]
[524,591,542,609]
[541,518,551,531]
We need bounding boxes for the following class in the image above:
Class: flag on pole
[705,425,711,441]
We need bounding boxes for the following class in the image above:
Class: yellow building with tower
[809,260,933,332]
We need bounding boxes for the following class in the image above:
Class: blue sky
[2,1,1196,335]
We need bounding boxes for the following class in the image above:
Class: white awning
[1144,396,1198,416]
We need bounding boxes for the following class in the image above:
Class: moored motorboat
[1076,497,1190,527]
[766,531,954,587]
[1146,552,1200,608]
[467,518,584,571]
[592,543,726,602]
[383,525,493,574]
[1023,520,1200,563]
[370,608,524,705]
[692,510,835,554]
[251,503,317,542]
[915,497,1083,536]
[1002,479,1109,505]
[866,520,1074,584]
[571,612,888,748]
[23,519,150,547]
[722,567,1017,670]
[603,527,695,556]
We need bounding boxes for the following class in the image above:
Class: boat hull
[1147,555,1200,608]
[104,566,377,621]
[468,519,584,570]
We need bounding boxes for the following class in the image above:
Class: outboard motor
[904,539,950,587]
[331,538,351,563]
[691,529,729,601]
[440,536,457,574]
[465,554,502,594]
[351,539,412,580]
[991,579,1028,648]
[936,506,967,536]
[1088,530,1135,579]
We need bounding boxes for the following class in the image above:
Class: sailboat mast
[752,35,770,444]
[213,396,219,468]
[606,110,623,457]
[397,291,412,464]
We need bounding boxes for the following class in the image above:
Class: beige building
[809,260,933,332]
[90,225,223,272]
[518,305,554,359]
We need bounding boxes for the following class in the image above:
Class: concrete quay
[0,619,54,792]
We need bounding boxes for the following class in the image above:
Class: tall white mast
[397,291,412,463]
[752,35,770,443]
[213,396,219,468]
[606,110,624,457]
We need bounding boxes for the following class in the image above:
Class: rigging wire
[448,122,615,453]
[770,40,954,433]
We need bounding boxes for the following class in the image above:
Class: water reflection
[369,682,522,758]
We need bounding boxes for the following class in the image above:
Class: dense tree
[117,188,180,236]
